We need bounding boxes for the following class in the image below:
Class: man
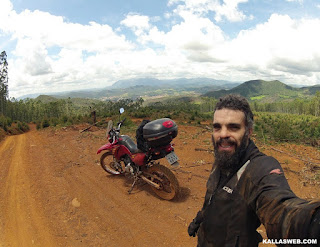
[188,94,320,246]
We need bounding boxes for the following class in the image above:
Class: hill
[300,84,320,94]
[35,95,58,103]
[110,77,237,89]
[20,78,319,103]
[58,78,239,101]
[203,79,317,102]
[19,78,239,101]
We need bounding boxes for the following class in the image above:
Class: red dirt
[0,122,319,247]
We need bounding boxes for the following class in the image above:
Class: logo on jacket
[269,168,283,175]
[222,186,233,194]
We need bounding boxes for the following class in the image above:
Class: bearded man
[188,94,320,246]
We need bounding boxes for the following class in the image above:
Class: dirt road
[0,123,319,246]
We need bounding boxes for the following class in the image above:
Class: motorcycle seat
[119,135,140,154]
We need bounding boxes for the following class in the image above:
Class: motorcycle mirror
[106,120,113,137]
[119,108,124,114]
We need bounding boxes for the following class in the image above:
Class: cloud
[168,0,249,22]
[215,14,320,83]
[121,14,151,29]
[1,0,320,97]
[0,0,136,96]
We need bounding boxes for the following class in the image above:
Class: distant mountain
[300,84,320,95]
[203,79,319,102]
[35,95,58,102]
[110,77,238,89]
[20,78,319,102]
[27,77,239,101]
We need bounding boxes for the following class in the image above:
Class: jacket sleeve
[193,166,219,223]
[238,156,320,240]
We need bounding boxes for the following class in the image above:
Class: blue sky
[1,0,320,98]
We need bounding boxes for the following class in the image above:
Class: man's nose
[220,126,230,138]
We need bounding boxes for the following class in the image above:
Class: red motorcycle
[97,109,180,200]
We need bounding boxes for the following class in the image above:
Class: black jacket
[196,140,320,247]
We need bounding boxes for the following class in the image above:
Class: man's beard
[213,132,249,172]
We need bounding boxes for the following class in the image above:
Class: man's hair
[214,94,254,130]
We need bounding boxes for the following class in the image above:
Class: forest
[1,50,320,146]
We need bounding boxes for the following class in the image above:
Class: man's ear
[248,127,253,137]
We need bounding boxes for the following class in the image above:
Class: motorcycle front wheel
[145,164,179,200]
[100,152,124,175]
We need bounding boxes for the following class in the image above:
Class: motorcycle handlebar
[117,118,126,128]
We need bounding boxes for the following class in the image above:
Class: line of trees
[251,92,320,116]
[0,51,9,116]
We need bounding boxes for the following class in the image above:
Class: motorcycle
[97,108,180,200]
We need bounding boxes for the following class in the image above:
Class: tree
[310,91,320,117]
[0,51,9,115]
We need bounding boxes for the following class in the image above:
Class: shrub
[17,121,30,132]
[42,119,50,128]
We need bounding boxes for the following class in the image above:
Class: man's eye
[229,125,240,131]
[213,124,221,130]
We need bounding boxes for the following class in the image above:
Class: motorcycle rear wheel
[100,152,124,175]
[145,164,179,200]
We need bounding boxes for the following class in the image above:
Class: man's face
[212,109,252,169]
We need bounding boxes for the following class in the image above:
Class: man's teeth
[221,144,231,148]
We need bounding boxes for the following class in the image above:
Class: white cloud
[121,14,151,36]
[1,0,320,97]
[215,14,320,83]
[0,0,136,96]
[168,0,249,22]
[214,0,248,22]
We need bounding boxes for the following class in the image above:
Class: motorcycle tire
[145,164,179,200]
[100,152,124,175]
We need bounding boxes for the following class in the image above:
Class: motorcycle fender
[97,143,114,154]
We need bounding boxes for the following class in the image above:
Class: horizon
[1,0,320,98]
[16,78,319,100]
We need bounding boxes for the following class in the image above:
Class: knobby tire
[145,164,179,200]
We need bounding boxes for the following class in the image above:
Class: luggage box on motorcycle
[143,118,178,148]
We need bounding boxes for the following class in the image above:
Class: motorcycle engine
[123,156,137,175]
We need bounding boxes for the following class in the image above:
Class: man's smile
[217,139,236,152]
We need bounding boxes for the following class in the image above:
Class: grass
[250,95,266,100]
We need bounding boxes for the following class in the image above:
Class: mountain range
[204,79,320,102]
[21,78,320,103]
[20,78,239,101]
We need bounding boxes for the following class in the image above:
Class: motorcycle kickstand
[128,174,139,194]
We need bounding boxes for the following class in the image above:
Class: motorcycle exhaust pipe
[140,175,161,189]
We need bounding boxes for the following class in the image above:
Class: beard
[213,131,249,172]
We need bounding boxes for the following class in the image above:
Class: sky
[1,0,320,98]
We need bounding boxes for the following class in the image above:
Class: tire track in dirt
[0,134,55,247]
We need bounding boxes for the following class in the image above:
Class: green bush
[254,112,320,145]
[0,115,12,131]
[42,119,50,128]
[17,121,30,132]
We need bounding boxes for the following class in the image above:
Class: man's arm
[188,167,219,237]
[239,156,320,240]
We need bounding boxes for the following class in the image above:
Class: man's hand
[188,211,204,237]
[188,220,200,237]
